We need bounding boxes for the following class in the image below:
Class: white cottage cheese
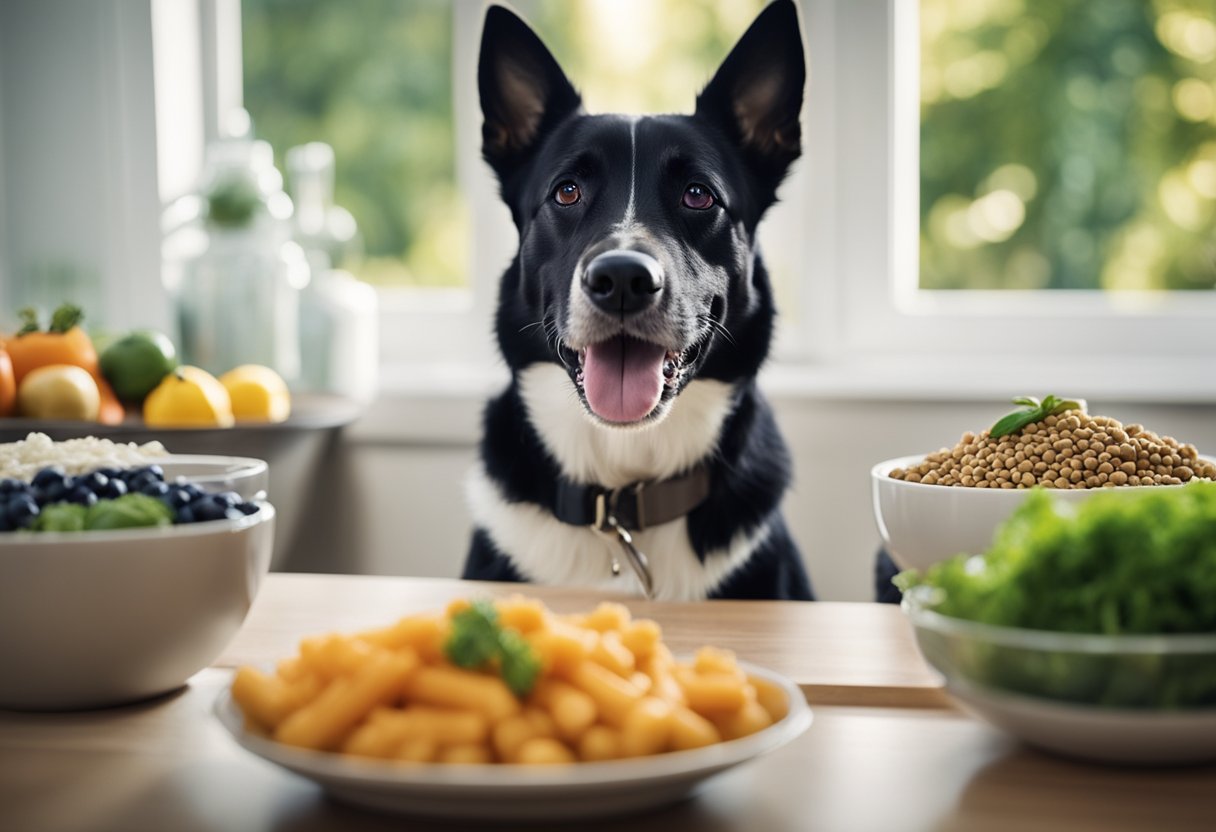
[0,433,168,481]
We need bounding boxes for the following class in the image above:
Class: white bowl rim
[0,500,275,545]
[903,586,1216,653]
[156,453,269,477]
[872,453,1215,493]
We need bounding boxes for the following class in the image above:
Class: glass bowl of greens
[897,482,1216,763]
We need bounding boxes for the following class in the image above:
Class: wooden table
[1,574,1212,832]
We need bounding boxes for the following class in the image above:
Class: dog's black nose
[582,250,663,314]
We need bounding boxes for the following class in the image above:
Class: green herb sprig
[989,394,1083,439]
[444,600,541,697]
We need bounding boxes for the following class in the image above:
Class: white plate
[948,678,1216,765]
[214,662,813,821]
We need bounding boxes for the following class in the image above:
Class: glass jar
[162,137,309,382]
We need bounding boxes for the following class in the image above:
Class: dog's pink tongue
[582,336,667,423]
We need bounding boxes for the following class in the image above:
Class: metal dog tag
[607,521,655,599]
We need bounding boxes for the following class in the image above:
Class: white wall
[0,0,163,332]
[283,394,1216,601]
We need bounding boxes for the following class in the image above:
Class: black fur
[463,0,814,600]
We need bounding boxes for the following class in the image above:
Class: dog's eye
[682,183,715,210]
[554,181,581,206]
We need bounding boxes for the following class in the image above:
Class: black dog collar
[553,466,711,533]
[552,466,711,599]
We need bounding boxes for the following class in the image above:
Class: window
[804,0,1216,385]
[920,0,1216,293]
[173,0,1214,393]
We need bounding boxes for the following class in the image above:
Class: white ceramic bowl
[871,453,1214,572]
[0,504,274,710]
[215,660,812,821]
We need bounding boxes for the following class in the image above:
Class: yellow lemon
[219,365,291,423]
[17,364,101,421]
[143,366,234,428]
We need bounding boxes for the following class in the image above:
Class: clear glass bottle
[162,133,309,382]
[286,143,378,400]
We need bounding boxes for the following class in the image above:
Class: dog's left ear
[479,5,582,181]
[695,0,805,192]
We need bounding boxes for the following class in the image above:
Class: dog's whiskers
[698,314,737,348]
[543,316,573,370]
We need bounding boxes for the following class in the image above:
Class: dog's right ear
[479,5,581,180]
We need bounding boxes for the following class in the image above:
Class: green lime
[99,330,179,402]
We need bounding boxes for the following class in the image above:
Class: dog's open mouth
[571,335,687,423]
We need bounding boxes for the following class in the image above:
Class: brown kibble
[891,410,1211,490]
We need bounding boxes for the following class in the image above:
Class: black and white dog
[462,0,815,601]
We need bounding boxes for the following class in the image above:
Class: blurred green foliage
[242,0,764,289]
[921,0,1216,291]
[243,0,464,287]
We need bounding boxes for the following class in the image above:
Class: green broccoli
[444,600,541,697]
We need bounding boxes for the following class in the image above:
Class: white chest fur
[465,363,770,601]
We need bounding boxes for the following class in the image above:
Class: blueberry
[142,464,165,481]
[65,485,99,507]
[76,472,109,494]
[0,512,11,533]
[33,478,70,506]
[235,502,260,516]
[182,483,205,500]
[94,467,123,481]
[0,478,25,494]
[211,491,240,508]
[6,494,40,529]
[164,487,193,509]
[175,505,197,524]
[31,467,67,490]
[98,478,129,499]
[191,498,229,523]
[140,481,171,498]
[128,472,158,492]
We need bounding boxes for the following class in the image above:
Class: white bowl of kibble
[872,409,1216,572]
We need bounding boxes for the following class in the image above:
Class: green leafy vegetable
[444,600,541,697]
[84,494,175,530]
[16,307,40,336]
[32,503,88,532]
[47,303,85,333]
[989,394,1084,439]
[496,628,542,699]
[25,494,174,533]
[897,482,1216,708]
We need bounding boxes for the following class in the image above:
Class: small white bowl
[871,453,1212,572]
[0,505,275,710]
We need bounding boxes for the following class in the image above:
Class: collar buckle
[590,482,647,534]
